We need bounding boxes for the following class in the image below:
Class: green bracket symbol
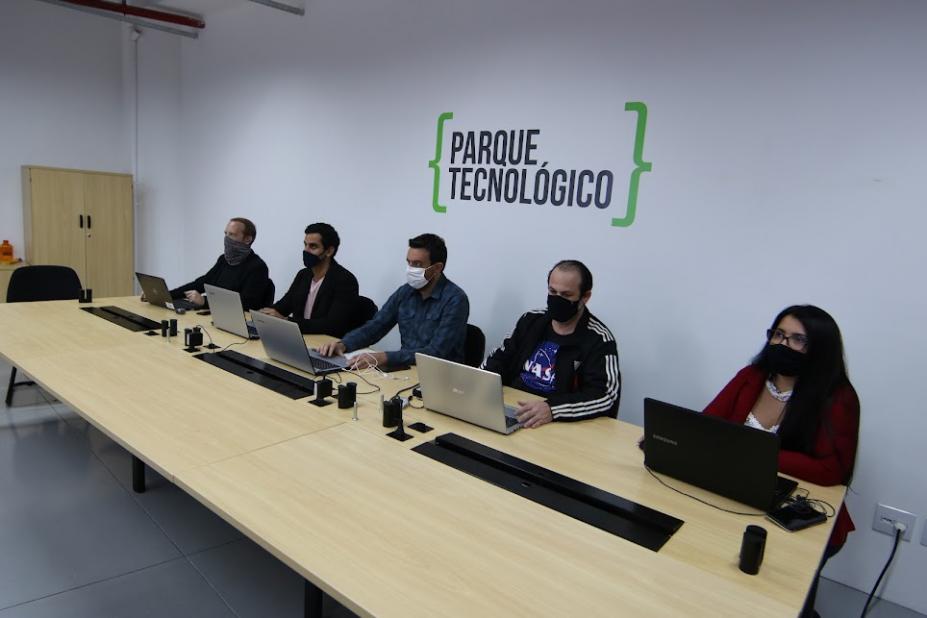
[612,102,652,227]
[428,112,454,214]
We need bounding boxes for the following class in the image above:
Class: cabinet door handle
[87,215,92,229]
[79,214,84,228]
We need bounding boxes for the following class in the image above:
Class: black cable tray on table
[414,432,683,551]
[81,306,161,332]
[194,349,316,399]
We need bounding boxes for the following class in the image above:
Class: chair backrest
[7,265,82,303]
[351,296,378,330]
[464,323,486,368]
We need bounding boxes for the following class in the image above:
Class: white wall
[127,25,186,281]
[0,0,130,268]
[157,1,927,611]
[4,0,925,611]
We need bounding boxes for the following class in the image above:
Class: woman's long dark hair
[752,305,853,458]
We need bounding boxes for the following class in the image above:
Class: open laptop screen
[643,398,795,511]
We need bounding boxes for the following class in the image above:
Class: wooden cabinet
[22,166,134,297]
[0,262,27,303]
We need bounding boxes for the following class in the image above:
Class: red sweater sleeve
[778,386,860,486]
[703,366,761,422]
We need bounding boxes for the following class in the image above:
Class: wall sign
[428,102,651,227]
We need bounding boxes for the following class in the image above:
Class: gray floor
[0,361,353,618]
[0,360,922,618]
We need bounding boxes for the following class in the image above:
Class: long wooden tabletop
[177,422,798,618]
[0,297,341,480]
[0,297,845,616]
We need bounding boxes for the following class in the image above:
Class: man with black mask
[259,222,360,337]
[481,260,621,428]
[167,217,271,310]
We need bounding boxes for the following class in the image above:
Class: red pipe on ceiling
[61,0,205,29]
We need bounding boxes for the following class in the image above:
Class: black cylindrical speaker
[382,398,401,427]
[739,525,767,575]
[316,378,333,399]
[160,320,169,337]
[337,382,357,409]
[169,319,178,337]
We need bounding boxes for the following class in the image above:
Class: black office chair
[6,265,82,405]
[350,296,378,331]
[464,323,486,368]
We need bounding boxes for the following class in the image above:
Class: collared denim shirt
[341,276,469,366]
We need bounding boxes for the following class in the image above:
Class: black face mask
[303,250,321,269]
[765,344,806,377]
[547,294,580,323]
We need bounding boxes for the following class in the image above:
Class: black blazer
[272,259,359,337]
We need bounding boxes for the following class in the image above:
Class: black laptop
[136,272,197,311]
[643,398,798,512]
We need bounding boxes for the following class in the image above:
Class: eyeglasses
[767,328,808,352]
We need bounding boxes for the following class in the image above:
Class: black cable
[220,340,248,353]
[198,325,219,349]
[776,489,836,519]
[644,466,768,516]
[394,382,420,398]
[192,325,247,353]
[860,526,903,617]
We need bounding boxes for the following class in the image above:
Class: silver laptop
[205,284,258,339]
[415,353,522,434]
[251,311,347,375]
[136,272,197,311]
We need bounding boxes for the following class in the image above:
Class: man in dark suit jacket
[259,223,360,338]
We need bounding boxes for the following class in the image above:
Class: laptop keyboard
[171,298,197,310]
[504,405,519,427]
[312,356,342,371]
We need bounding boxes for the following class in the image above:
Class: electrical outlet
[922,521,927,547]
[872,504,916,541]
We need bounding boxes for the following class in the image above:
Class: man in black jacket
[168,217,271,311]
[481,260,620,428]
[259,222,360,338]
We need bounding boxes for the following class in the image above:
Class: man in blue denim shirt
[317,233,469,369]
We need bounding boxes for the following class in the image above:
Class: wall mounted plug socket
[872,504,916,541]
[922,521,927,547]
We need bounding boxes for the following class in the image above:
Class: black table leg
[304,579,323,618]
[132,455,146,493]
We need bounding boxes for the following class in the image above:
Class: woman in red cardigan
[704,304,859,617]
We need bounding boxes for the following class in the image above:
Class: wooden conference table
[0,297,846,617]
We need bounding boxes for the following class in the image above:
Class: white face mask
[406,265,430,290]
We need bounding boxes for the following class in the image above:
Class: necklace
[766,379,792,402]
